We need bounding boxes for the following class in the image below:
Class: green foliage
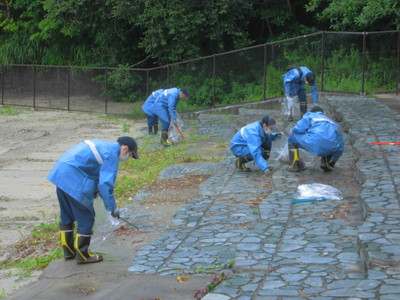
[0,105,23,116]
[306,0,400,31]
[93,66,146,103]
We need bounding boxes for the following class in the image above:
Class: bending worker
[141,89,164,135]
[152,87,189,146]
[230,116,281,175]
[283,65,318,121]
[288,106,344,172]
[47,136,139,264]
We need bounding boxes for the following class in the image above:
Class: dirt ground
[0,107,150,295]
[0,106,226,297]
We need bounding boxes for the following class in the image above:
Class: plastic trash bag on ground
[293,183,343,200]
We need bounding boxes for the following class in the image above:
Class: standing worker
[282,65,319,121]
[230,116,281,175]
[47,136,139,264]
[287,106,344,172]
[152,87,189,146]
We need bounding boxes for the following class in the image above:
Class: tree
[306,0,400,31]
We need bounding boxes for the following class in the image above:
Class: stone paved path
[127,95,400,299]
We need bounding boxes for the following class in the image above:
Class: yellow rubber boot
[60,223,75,260]
[288,146,301,172]
[75,233,103,264]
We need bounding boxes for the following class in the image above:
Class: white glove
[111,208,120,219]
[172,120,178,127]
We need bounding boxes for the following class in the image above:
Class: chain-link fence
[1,31,399,115]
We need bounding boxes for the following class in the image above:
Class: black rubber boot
[148,126,153,135]
[60,223,75,260]
[300,102,307,117]
[153,125,158,135]
[320,156,333,172]
[288,144,301,172]
[75,233,103,264]
[235,155,252,172]
[160,130,172,146]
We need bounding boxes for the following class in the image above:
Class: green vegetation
[0,219,62,278]
[115,134,218,206]
[0,106,23,116]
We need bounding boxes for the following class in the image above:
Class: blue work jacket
[142,89,164,116]
[230,121,273,171]
[289,112,344,162]
[152,88,181,122]
[283,66,319,103]
[47,140,120,211]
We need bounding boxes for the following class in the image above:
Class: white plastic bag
[293,183,343,200]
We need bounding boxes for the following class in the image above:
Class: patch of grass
[0,218,62,278]
[115,135,219,206]
[0,105,23,116]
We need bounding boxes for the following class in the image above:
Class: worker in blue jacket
[142,89,164,135]
[47,136,139,264]
[288,106,344,172]
[152,87,189,146]
[230,116,281,175]
[282,65,318,121]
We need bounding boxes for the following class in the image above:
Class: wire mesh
[1,31,398,114]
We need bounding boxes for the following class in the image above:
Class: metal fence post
[33,64,36,109]
[361,32,367,96]
[67,66,70,112]
[397,30,400,95]
[105,67,108,115]
[263,44,267,100]
[167,64,170,85]
[213,55,216,108]
[1,64,3,105]
[146,69,149,96]
[321,32,325,92]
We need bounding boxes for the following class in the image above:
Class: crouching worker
[288,106,344,172]
[230,116,281,175]
[47,136,139,264]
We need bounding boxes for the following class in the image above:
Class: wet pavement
[8,94,400,299]
[128,95,400,299]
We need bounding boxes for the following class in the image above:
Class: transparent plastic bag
[281,96,302,119]
[274,135,315,165]
[293,183,343,200]
[168,112,185,143]
[281,96,293,117]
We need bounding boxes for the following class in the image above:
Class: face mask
[119,153,130,162]
[264,128,272,134]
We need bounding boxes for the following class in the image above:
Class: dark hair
[305,72,315,85]
[310,106,324,113]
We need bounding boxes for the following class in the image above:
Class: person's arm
[167,92,178,121]
[311,84,319,103]
[97,156,118,212]
[291,116,310,134]
[246,132,269,171]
